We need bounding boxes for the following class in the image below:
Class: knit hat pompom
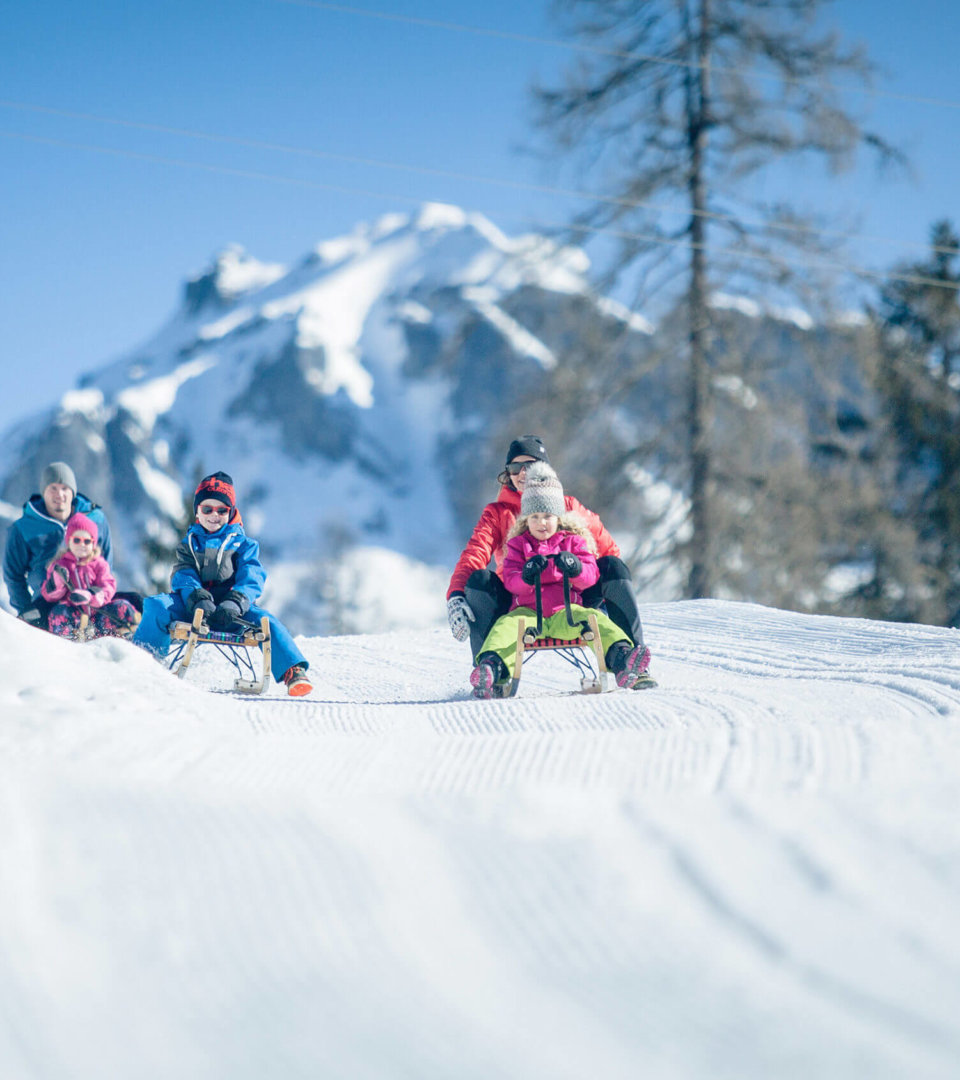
[65,511,98,545]
[520,462,565,518]
[194,471,237,513]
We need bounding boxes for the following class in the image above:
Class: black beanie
[505,434,549,466]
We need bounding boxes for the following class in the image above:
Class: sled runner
[168,608,272,695]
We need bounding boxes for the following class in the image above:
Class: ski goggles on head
[198,504,230,516]
[505,459,538,474]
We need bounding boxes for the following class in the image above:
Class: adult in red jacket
[446,434,645,658]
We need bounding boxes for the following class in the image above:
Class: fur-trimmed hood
[505,513,598,555]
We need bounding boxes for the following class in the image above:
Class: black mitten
[224,589,250,616]
[187,588,216,617]
[554,551,582,577]
[209,599,243,630]
[521,554,549,584]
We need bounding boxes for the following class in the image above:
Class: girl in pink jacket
[470,463,652,698]
[41,512,138,639]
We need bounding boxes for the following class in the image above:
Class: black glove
[209,599,244,630]
[521,554,549,585]
[554,551,582,577]
[187,588,216,617]
[224,589,250,616]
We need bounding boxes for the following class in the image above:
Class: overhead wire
[3,4,958,291]
[3,128,957,293]
[1,97,955,260]
[271,0,960,111]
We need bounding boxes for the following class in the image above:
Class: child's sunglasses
[198,504,230,516]
[70,537,94,546]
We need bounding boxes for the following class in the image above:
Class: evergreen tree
[874,220,960,624]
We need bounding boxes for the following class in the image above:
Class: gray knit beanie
[520,462,565,517]
[40,461,77,493]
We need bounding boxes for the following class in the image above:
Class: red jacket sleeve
[567,497,620,559]
[447,502,505,598]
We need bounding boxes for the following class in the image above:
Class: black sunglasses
[505,459,539,474]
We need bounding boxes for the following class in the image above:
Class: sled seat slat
[169,620,265,646]
[523,634,594,651]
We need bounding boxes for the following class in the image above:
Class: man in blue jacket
[3,461,112,627]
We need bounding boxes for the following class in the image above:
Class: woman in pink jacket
[41,513,138,639]
[469,463,652,698]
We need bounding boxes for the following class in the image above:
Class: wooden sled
[168,608,272,695]
[506,611,617,697]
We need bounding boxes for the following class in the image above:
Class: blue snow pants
[133,593,308,681]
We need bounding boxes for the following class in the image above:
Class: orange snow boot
[282,665,313,697]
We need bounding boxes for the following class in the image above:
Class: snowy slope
[2,600,958,1079]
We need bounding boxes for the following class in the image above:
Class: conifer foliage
[874,220,960,624]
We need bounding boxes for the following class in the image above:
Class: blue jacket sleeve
[231,537,266,603]
[170,537,204,601]
[3,525,33,613]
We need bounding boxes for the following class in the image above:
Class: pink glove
[69,589,92,606]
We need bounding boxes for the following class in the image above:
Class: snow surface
[2,599,959,1079]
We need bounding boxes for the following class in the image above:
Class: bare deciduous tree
[533,0,902,597]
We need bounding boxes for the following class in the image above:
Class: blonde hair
[505,511,597,553]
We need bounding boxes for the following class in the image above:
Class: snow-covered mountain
[0,204,653,634]
[2,599,958,1078]
[0,202,883,631]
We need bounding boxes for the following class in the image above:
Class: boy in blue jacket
[133,471,312,696]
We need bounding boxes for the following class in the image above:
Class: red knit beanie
[65,511,98,545]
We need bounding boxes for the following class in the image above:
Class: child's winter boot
[470,652,509,699]
[606,643,655,690]
[282,665,313,697]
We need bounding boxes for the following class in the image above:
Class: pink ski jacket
[41,551,117,608]
[502,530,599,616]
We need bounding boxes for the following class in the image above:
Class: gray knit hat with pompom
[520,462,565,517]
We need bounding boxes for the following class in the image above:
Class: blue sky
[2,0,958,432]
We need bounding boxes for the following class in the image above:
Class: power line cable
[3,128,956,293]
[271,0,960,111]
[1,98,953,259]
